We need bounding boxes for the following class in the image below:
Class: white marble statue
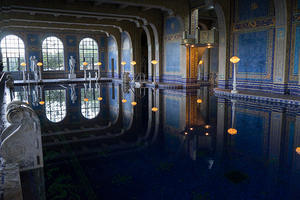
[0,101,43,171]
[30,56,39,81]
[69,56,76,75]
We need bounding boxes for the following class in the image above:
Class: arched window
[81,86,100,119]
[79,38,99,70]
[0,35,25,72]
[42,36,64,71]
[45,89,66,123]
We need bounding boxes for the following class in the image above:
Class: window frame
[79,37,99,71]
[42,36,65,71]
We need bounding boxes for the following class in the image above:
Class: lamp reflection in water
[152,88,158,112]
[70,84,77,104]
[228,100,238,135]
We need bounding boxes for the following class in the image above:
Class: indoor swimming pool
[9,83,300,200]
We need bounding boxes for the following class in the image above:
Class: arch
[0,34,25,72]
[108,35,119,78]
[214,3,227,88]
[45,89,67,123]
[149,23,160,80]
[79,37,99,70]
[121,31,133,75]
[42,36,65,71]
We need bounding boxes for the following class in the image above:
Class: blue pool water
[11,83,300,200]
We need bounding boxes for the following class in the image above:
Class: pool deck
[214,88,300,106]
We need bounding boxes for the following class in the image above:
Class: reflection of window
[81,87,100,119]
[0,35,25,72]
[45,89,66,123]
[79,38,99,70]
[42,37,64,71]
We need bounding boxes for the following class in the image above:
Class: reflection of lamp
[230,56,240,94]
[97,97,103,101]
[296,147,300,155]
[39,100,45,105]
[83,62,88,81]
[204,125,210,129]
[151,60,158,84]
[197,99,202,104]
[122,99,127,103]
[152,107,158,112]
[228,128,237,135]
[131,101,137,106]
[21,62,26,83]
[83,98,89,102]
[152,88,158,112]
[37,62,43,82]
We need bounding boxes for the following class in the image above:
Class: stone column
[203,48,210,81]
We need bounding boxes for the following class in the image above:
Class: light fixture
[21,62,26,67]
[191,45,195,48]
[97,62,102,66]
[197,99,202,104]
[205,132,209,136]
[230,56,240,64]
[190,127,193,131]
[184,132,188,135]
[97,97,103,101]
[204,125,210,129]
[39,101,45,105]
[152,107,158,112]
[207,44,212,48]
[37,62,43,67]
[83,98,89,102]
[151,60,158,65]
[130,61,137,66]
[296,147,300,155]
[83,62,88,66]
[185,44,189,47]
[228,128,237,135]
[122,99,127,103]
[121,61,127,66]
[199,60,203,65]
[131,101,137,106]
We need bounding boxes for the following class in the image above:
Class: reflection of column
[293,115,300,172]
[216,99,226,157]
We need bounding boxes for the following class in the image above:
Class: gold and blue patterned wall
[121,32,133,73]
[108,36,118,78]
[232,0,275,91]
[163,16,185,83]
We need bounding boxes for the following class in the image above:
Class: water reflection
[45,89,66,123]
[8,84,300,199]
[81,83,100,119]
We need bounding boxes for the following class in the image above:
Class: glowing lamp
[130,61,137,66]
[97,62,102,66]
[39,101,45,105]
[230,56,240,64]
[131,101,137,106]
[207,44,212,49]
[21,62,26,67]
[185,44,189,47]
[197,99,202,104]
[152,107,158,112]
[121,61,127,66]
[83,62,88,66]
[37,62,43,67]
[97,97,103,101]
[199,60,203,65]
[190,128,193,131]
[191,45,195,48]
[296,147,300,155]
[151,60,158,65]
[122,99,127,103]
[205,132,209,136]
[184,132,188,135]
[228,128,237,135]
[26,101,29,105]
[204,125,210,129]
[83,98,89,102]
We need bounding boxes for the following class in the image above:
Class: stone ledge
[214,88,300,106]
